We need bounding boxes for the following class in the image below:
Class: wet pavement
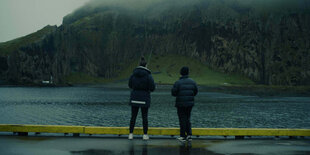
[0,135,310,155]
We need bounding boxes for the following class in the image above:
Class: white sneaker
[186,135,192,141]
[177,137,186,143]
[128,133,133,140]
[143,134,149,140]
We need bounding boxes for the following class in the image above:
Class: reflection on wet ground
[71,142,217,155]
[1,136,310,155]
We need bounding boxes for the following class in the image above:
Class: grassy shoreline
[0,82,309,97]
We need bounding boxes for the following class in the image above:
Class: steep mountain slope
[0,25,56,83]
[0,25,57,56]
[0,0,309,85]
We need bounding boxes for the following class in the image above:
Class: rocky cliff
[0,0,309,85]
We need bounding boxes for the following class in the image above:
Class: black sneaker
[186,135,192,141]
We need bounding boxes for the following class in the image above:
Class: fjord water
[0,86,309,128]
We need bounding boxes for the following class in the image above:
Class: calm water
[0,86,309,128]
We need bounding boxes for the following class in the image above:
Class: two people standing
[128,57,198,142]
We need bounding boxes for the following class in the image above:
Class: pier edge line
[0,124,309,137]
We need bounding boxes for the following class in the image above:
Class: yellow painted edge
[0,124,84,133]
[85,127,129,135]
[0,125,309,136]
[84,127,180,135]
[193,128,310,136]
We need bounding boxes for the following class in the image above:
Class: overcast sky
[0,0,90,43]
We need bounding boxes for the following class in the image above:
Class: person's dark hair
[180,66,189,76]
[139,56,147,67]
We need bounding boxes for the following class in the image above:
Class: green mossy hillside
[65,54,254,86]
[134,54,254,86]
[0,25,56,56]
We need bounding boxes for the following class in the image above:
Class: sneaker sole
[177,139,186,143]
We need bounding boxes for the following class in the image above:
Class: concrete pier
[0,135,310,155]
[1,124,310,154]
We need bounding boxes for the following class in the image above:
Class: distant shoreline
[198,85,310,97]
[1,83,309,97]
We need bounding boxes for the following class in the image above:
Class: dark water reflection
[0,86,309,128]
[71,140,213,155]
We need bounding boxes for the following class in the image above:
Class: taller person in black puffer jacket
[171,66,198,142]
[128,57,155,140]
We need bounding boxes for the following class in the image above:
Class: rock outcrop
[1,0,309,85]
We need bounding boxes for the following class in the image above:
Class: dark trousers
[177,106,192,137]
[129,106,149,134]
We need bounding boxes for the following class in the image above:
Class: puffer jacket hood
[133,66,151,77]
[128,66,155,108]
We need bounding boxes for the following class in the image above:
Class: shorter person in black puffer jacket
[128,57,155,140]
[171,66,198,142]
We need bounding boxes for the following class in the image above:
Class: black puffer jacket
[128,66,155,107]
[171,75,198,107]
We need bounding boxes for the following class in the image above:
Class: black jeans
[177,106,193,137]
[129,106,149,134]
